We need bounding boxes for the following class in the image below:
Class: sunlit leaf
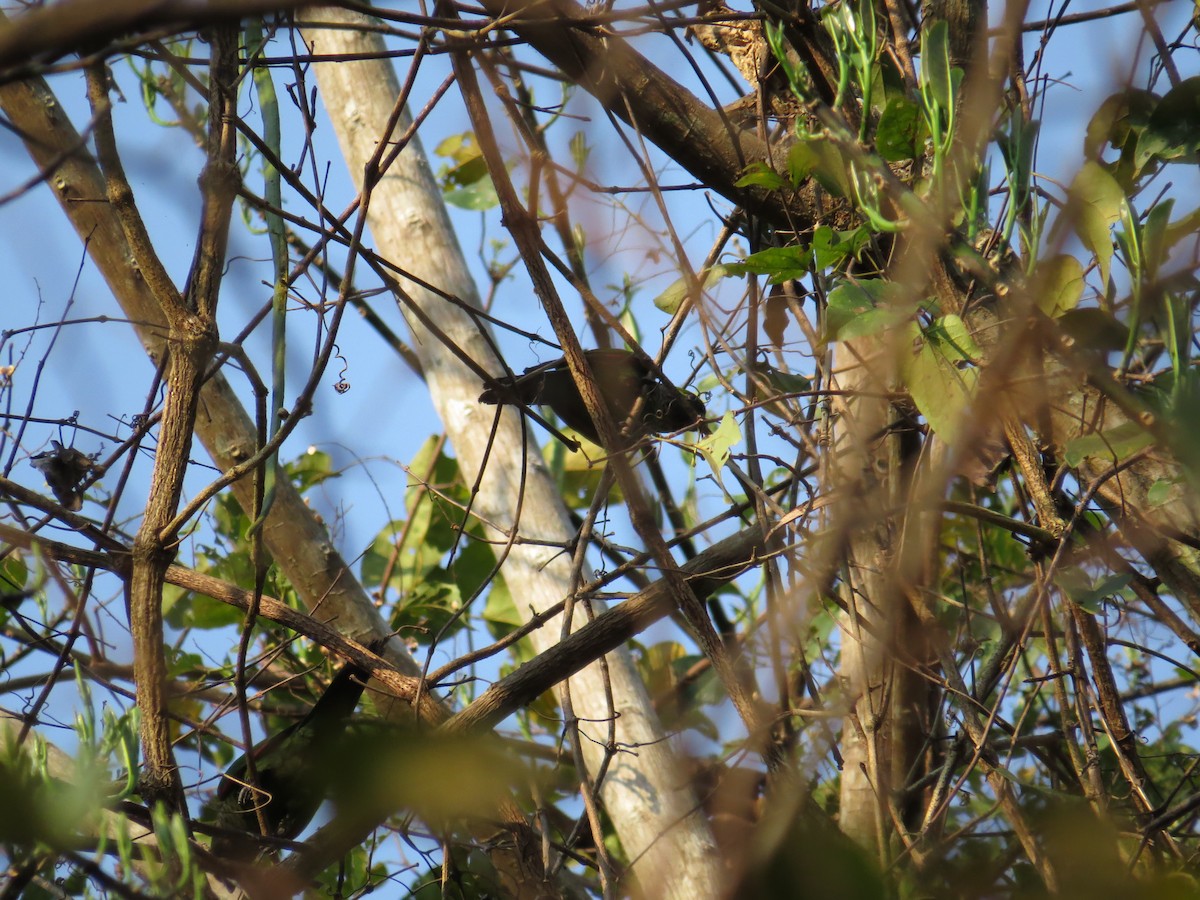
[725,246,811,283]
[694,412,741,490]
[824,278,909,341]
[0,552,28,595]
[444,179,499,210]
[1141,198,1175,279]
[653,264,729,314]
[1067,162,1123,289]
[788,138,851,197]
[433,131,477,166]
[901,315,980,443]
[812,225,873,271]
[1063,421,1155,466]
[569,130,590,170]
[735,161,788,190]
[1034,254,1085,318]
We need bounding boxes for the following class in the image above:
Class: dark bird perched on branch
[479,348,706,447]
[30,440,95,511]
[206,651,375,858]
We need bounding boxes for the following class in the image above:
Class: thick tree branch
[445,525,771,734]
[0,0,314,74]
[471,0,836,232]
[84,35,238,811]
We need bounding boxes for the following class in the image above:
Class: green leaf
[1063,421,1155,466]
[787,138,851,197]
[876,97,921,161]
[932,313,981,359]
[725,246,811,283]
[1034,254,1085,318]
[653,264,729,314]
[392,567,466,640]
[482,575,519,632]
[0,552,28,595]
[901,315,980,442]
[407,435,467,509]
[1067,162,1123,289]
[435,133,494,205]
[1146,478,1176,507]
[1085,89,1158,160]
[1141,198,1175,279]
[1165,206,1200,252]
[360,519,403,590]
[638,640,690,697]
[683,662,726,712]
[212,490,249,541]
[824,279,908,341]
[543,431,626,507]
[450,536,498,605]
[997,116,1040,218]
[920,20,953,113]
[163,587,244,630]
[1139,76,1200,163]
[434,131,475,165]
[569,131,590,170]
[735,161,788,190]
[381,436,464,583]
[694,412,741,490]
[812,225,873,271]
[284,448,338,492]
[442,154,488,189]
[759,366,812,396]
[444,178,499,211]
[620,304,642,344]
[1055,569,1132,614]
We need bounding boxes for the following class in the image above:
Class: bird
[30,440,94,511]
[479,348,706,447]
[205,652,374,859]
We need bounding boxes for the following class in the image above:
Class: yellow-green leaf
[1068,162,1123,289]
[694,412,741,490]
[653,264,729,314]
[1034,254,1085,317]
[901,315,979,443]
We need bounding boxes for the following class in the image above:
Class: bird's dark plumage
[479,348,706,446]
[206,654,372,858]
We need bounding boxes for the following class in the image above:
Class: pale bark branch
[304,8,725,896]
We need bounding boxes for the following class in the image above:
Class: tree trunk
[830,338,927,858]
